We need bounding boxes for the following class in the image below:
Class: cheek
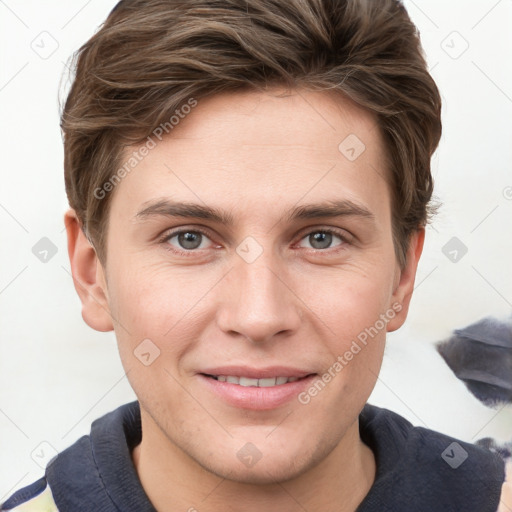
[302,262,396,338]
[107,263,218,372]
[298,260,395,395]
[109,262,200,332]
[299,277,390,418]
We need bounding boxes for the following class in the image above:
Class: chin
[190,436,328,486]
[204,457,310,486]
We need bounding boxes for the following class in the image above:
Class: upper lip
[199,366,315,379]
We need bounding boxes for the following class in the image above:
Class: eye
[161,228,214,252]
[297,229,348,251]
[159,226,350,256]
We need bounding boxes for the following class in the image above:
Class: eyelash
[158,226,351,257]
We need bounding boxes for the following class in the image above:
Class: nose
[216,246,302,344]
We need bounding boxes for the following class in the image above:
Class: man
[2,0,510,510]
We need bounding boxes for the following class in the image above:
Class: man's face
[79,88,420,483]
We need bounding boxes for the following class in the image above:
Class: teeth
[239,377,259,386]
[258,377,277,387]
[212,375,303,387]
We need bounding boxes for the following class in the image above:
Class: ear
[386,228,425,332]
[64,208,114,332]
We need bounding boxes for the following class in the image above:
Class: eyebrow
[134,198,375,225]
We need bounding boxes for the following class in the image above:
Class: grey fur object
[436,316,512,407]
[437,316,512,467]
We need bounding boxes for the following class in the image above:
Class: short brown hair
[61,0,442,268]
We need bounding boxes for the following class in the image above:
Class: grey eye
[309,232,333,249]
[177,231,204,250]
[298,230,345,250]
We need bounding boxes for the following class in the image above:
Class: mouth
[197,369,317,410]
[201,374,313,387]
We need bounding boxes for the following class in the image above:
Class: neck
[132,413,376,512]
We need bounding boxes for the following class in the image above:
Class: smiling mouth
[201,374,314,387]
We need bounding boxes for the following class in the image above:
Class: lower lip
[198,374,317,410]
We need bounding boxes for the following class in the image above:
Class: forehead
[154,88,383,160]
[110,88,391,225]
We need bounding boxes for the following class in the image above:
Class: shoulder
[1,477,59,511]
[363,404,505,471]
[361,404,507,511]
[498,461,512,512]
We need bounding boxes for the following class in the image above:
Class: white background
[1,0,511,499]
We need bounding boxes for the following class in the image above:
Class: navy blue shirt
[1,401,506,511]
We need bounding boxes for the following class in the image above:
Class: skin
[65,88,424,512]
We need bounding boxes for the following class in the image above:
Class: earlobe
[64,209,114,332]
[386,228,425,332]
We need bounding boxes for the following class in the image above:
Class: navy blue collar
[47,402,155,511]
[45,401,505,512]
